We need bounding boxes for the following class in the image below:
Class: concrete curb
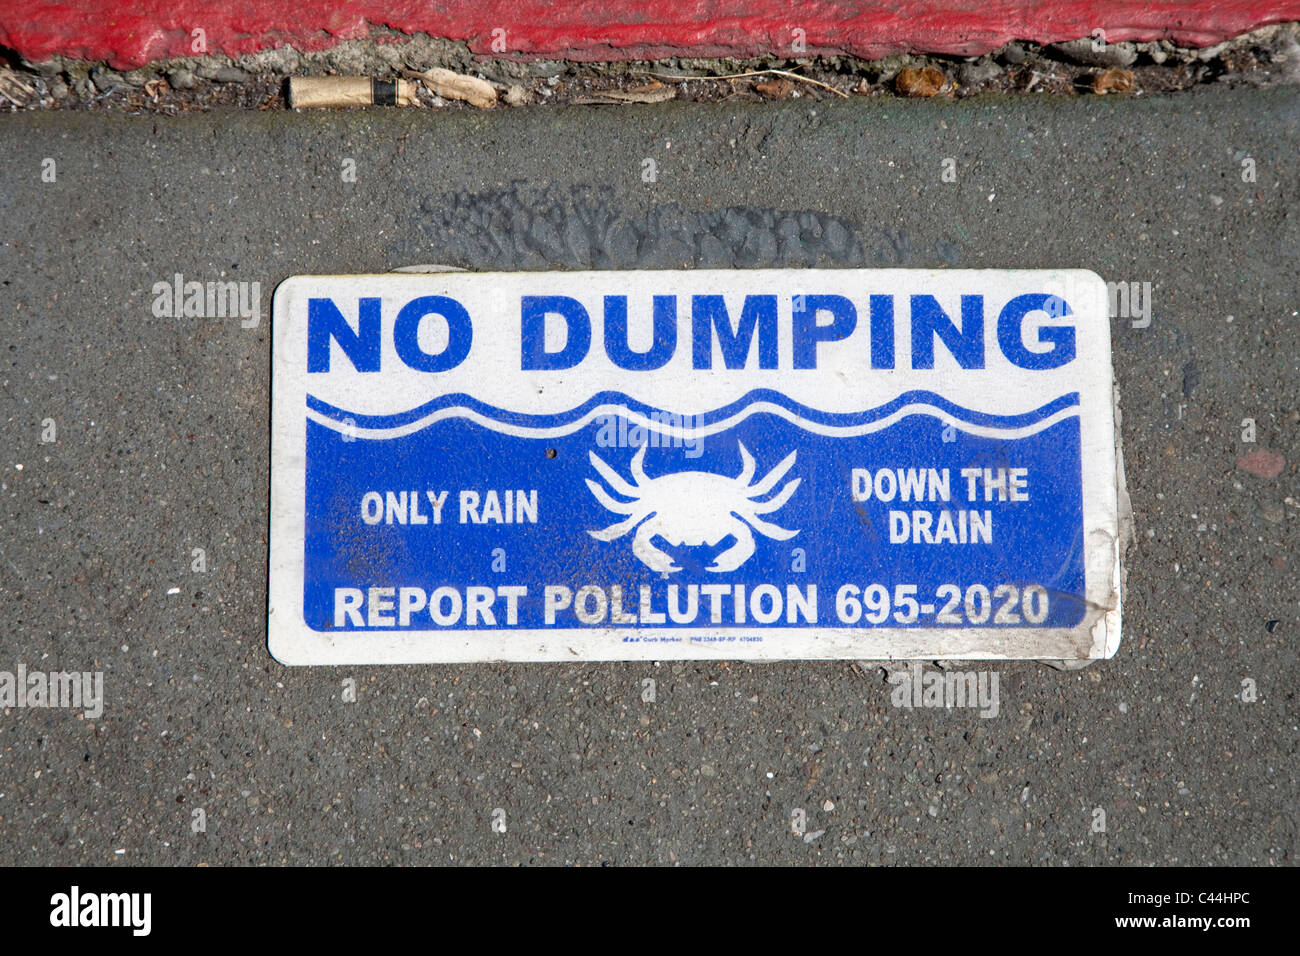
[4,0,1300,69]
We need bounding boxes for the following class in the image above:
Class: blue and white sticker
[269,269,1122,664]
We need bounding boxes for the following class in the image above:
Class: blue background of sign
[302,400,1086,633]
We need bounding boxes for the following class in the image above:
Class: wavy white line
[306,401,1080,441]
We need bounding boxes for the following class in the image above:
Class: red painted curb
[2,1,1298,69]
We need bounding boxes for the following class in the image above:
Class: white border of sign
[269,269,1121,665]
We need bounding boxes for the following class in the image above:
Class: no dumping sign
[268,269,1122,664]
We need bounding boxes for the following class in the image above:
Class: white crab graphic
[586,442,801,573]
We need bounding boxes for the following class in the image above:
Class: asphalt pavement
[0,86,1296,864]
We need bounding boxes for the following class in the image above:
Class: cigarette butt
[417,67,497,108]
[288,77,417,109]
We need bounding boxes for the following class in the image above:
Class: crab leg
[747,450,798,497]
[589,508,652,542]
[736,442,756,485]
[744,513,799,541]
[585,478,639,514]
[750,476,801,514]
[628,443,650,486]
[588,450,641,498]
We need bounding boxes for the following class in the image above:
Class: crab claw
[707,523,755,573]
[633,521,680,574]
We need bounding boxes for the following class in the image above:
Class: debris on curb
[167,68,198,90]
[287,76,418,108]
[641,68,849,98]
[211,66,251,85]
[1092,67,1137,94]
[957,58,1002,87]
[414,67,497,107]
[753,77,795,98]
[895,66,948,97]
[0,68,37,106]
[2,22,1296,113]
[570,81,676,104]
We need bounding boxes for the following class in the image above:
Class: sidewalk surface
[4,1,1300,67]
[0,87,1295,864]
